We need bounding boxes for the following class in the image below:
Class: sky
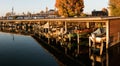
[0,0,108,16]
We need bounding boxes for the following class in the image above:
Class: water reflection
[0,32,58,66]
[0,24,34,35]
[38,33,91,66]
[109,44,120,66]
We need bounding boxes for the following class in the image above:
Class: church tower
[11,7,14,16]
[46,6,48,13]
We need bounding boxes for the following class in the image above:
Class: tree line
[55,0,120,17]
[109,0,120,16]
[5,0,120,17]
[55,0,84,17]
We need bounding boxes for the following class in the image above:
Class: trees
[6,12,12,17]
[109,0,120,16]
[102,8,108,13]
[55,0,84,17]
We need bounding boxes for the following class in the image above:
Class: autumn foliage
[109,0,120,16]
[55,0,84,17]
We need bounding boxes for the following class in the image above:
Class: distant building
[92,10,108,16]
[47,9,57,18]
[4,8,58,20]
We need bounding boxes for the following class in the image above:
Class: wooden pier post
[48,21,50,44]
[106,21,109,66]
[65,21,67,33]
[118,32,120,42]
[77,32,80,54]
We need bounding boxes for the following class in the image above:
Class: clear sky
[0,0,108,16]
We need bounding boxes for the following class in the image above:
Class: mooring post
[118,32,120,42]
[77,33,80,54]
[65,21,67,33]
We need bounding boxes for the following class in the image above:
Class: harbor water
[0,32,58,66]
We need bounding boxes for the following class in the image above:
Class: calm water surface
[0,32,58,66]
